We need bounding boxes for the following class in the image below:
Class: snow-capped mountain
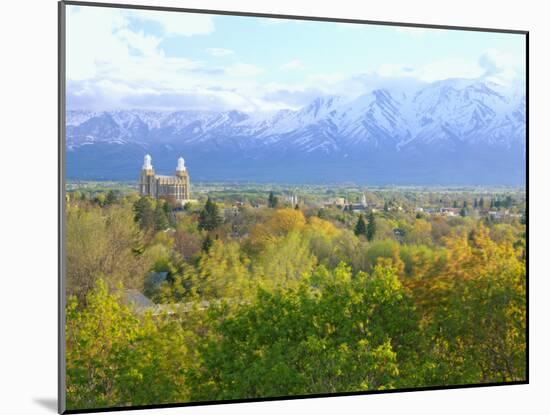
[65,78,526,185]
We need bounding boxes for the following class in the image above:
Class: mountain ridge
[66,78,526,185]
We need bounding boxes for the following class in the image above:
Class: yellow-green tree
[66,280,191,410]
[66,204,151,302]
[188,263,422,400]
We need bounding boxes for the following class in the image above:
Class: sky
[65,4,526,113]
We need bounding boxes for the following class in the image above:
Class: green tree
[194,240,252,299]
[253,231,317,289]
[188,263,421,400]
[202,234,213,253]
[198,197,222,231]
[354,214,367,237]
[154,202,169,231]
[133,196,155,230]
[268,191,278,208]
[94,193,106,206]
[105,190,118,205]
[66,280,191,410]
[366,211,376,241]
[66,205,151,302]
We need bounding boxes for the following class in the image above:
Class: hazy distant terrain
[66,78,526,185]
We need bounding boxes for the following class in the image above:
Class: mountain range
[66,78,526,185]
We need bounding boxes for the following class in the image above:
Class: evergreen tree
[294,203,300,210]
[198,197,222,231]
[202,234,213,252]
[133,196,155,230]
[479,197,485,209]
[366,211,376,241]
[453,200,458,208]
[384,201,389,212]
[460,207,467,217]
[354,214,367,237]
[463,200,468,208]
[105,190,118,205]
[154,203,169,231]
[474,198,478,208]
[268,191,278,208]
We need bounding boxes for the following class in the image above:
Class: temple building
[139,154,191,206]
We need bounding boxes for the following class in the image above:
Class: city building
[139,154,191,207]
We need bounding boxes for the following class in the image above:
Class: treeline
[65,194,526,410]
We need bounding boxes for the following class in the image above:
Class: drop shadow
[34,398,57,413]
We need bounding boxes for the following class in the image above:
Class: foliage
[188,263,418,400]
[65,188,527,408]
[354,214,367,237]
[66,204,152,302]
[66,280,191,410]
[366,211,376,241]
[198,197,222,231]
[268,191,279,208]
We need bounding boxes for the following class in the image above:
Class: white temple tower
[139,155,191,206]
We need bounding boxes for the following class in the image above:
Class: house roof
[123,289,154,309]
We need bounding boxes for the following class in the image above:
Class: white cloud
[377,59,485,82]
[65,5,524,113]
[128,9,214,36]
[375,48,523,84]
[280,59,304,71]
[206,48,234,57]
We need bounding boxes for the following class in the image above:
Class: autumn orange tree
[404,224,526,384]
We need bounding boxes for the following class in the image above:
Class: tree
[479,197,485,209]
[66,280,191,410]
[105,190,118,205]
[474,198,478,208]
[253,231,316,290]
[460,207,467,217]
[174,226,202,260]
[249,209,306,250]
[94,193,106,206]
[188,263,420,401]
[133,196,155,230]
[154,202,169,231]
[198,197,222,231]
[354,214,367,237]
[405,225,526,384]
[202,234,213,253]
[66,205,152,302]
[463,200,468,208]
[268,191,278,208]
[366,211,376,241]
[194,240,252,299]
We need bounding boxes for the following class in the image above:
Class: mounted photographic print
[58,1,528,413]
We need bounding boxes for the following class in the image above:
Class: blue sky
[66,4,526,112]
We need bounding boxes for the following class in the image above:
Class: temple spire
[143,154,153,170]
[176,157,186,172]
